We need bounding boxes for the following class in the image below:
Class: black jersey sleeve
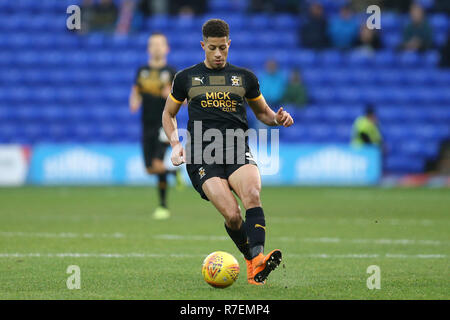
[169,66,177,81]
[134,67,143,86]
[244,70,262,101]
[170,70,187,103]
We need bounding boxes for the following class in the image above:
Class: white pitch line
[153,234,229,241]
[0,253,446,259]
[270,217,447,227]
[0,232,446,246]
[154,234,446,246]
[0,231,125,239]
[0,253,201,258]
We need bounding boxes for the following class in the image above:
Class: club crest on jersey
[140,70,150,78]
[198,167,206,179]
[160,70,171,83]
[230,75,240,86]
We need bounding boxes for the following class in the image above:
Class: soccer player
[129,32,183,220]
[162,19,294,284]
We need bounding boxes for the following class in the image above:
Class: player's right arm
[162,71,187,166]
[129,85,142,113]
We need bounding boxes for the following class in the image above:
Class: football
[201,251,240,288]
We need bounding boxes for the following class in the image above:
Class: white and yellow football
[201,251,240,288]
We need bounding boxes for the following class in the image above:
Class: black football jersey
[170,62,262,137]
[134,65,176,129]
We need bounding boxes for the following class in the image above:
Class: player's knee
[242,186,261,208]
[226,211,242,230]
[146,167,154,174]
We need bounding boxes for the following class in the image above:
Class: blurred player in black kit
[130,32,184,220]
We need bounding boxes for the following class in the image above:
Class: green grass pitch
[0,186,448,299]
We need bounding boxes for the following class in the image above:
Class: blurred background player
[352,104,385,173]
[351,105,382,147]
[129,32,184,220]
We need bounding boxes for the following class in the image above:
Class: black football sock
[224,222,252,260]
[165,169,177,176]
[244,207,266,259]
[158,173,168,208]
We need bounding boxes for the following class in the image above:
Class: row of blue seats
[1,113,447,141]
[385,156,425,173]
[7,68,448,86]
[0,50,442,70]
[1,32,302,49]
[1,86,449,104]
[2,68,448,88]
[2,30,445,51]
[292,105,450,122]
[1,67,449,87]
[2,104,449,124]
[0,0,81,11]
[2,11,447,32]
[279,123,449,140]
[307,86,450,103]
[1,31,447,52]
[302,68,450,85]
[0,120,445,146]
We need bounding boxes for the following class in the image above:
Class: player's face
[148,35,169,60]
[201,36,230,69]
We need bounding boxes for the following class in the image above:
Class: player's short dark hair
[202,19,229,39]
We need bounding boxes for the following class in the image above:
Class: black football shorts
[186,145,257,201]
[142,127,169,168]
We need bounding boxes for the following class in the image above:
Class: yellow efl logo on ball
[201,251,240,288]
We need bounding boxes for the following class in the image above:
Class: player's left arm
[161,83,171,99]
[247,96,294,127]
[129,85,142,113]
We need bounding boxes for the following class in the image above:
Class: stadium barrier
[26,143,381,186]
[0,145,29,186]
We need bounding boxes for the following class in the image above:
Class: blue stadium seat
[435,30,448,46]
[347,51,373,67]
[248,14,270,29]
[272,14,298,30]
[423,51,440,67]
[335,86,363,103]
[209,0,237,12]
[397,51,421,67]
[383,32,402,48]
[350,69,377,84]
[324,68,353,84]
[335,124,352,143]
[400,140,440,158]
[146,15,171,31]
[430,70,450,85]
[301,68,325,85]
[44,123,69,142]
[279,124,309,142]
[40,106,67,122]
[386,155,424,173]
[380,13,400,31]
[291,50,316,67]
[430,14,449,32]
[308,86,336,103]
[318,50,343,66]
[373,50,395,67]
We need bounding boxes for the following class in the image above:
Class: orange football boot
[245,258,265,285]
[251,249,282,283]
